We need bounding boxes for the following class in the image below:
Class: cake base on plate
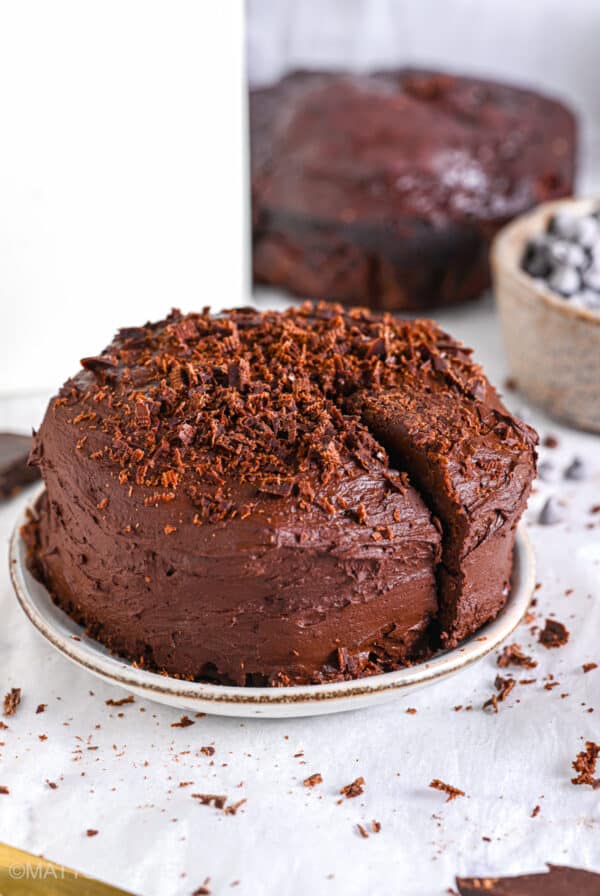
[10,491,535,718]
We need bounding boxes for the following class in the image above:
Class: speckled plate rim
[9,492,535,717]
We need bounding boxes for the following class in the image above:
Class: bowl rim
[491,195,600,327]
[8,486,536,710]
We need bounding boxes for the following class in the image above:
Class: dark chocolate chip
[538,496,563,525]
[564,457,588,481]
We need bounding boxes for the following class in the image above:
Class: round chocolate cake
[26,304,537,685]
[251,69,576,310]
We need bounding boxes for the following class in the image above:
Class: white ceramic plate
[9,494,535,718]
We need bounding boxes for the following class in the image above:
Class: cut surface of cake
[25,304,537,685]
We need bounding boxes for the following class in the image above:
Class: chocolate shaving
[192,794,227,809]
[223,798,247,816]
[543,434,559,448]
[303,773,323,788]
[171,714,194,728]
[51,304,532,532]
[571,741,600,788]
[340,777,365,799]
[3,688,21,717]
[429,779,465,802]
[192,793,246,815]
[105,695,135,707]
[80,355,118,372]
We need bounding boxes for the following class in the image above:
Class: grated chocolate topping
[50,302,530,525]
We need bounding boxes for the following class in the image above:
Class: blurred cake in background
[251,69,576,310]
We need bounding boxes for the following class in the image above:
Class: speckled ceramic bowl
[492,197,600,433]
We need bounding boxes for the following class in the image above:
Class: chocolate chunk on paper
[457,864,600,895]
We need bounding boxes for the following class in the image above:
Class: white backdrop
[0,1,248,393]
[248,0,600,173]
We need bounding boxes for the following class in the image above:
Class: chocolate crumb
[192,794,227,809]
[497,644,537,669]
[46,781,58,790]
[3,688,21,717]
[531,804,540,817]
[406,707,417,715]
[200,746,215,756]
[303,773,323,788]
[583,663,598,674]
[192,880,211,896]
[86,829,98,837]
[371,820,381,833]
[571,741,600,788]
[429,779,465,802]
[105,695,135,707]
[483,675,516,712]
[35,704,47,714]
[543,434,559,448]
[483,694,499,714]
[223,798,247,816]
[539,619,569,649]
[340,777,365,799]
[356,823,369,839]
[0,786,9,795]
[171,715,195,728]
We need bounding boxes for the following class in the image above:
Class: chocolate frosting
[251,70,576,310]
[27,304,536,685]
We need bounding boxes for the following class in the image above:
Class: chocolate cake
[251,70,576,310]
[25,304,537,685]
